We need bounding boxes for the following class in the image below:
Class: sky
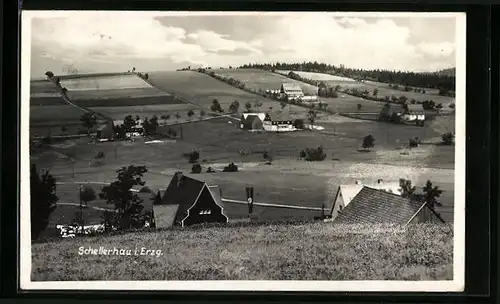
[28,12,459,78]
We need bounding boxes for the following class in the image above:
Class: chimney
[175,172,183,187]
[377,179,383,184]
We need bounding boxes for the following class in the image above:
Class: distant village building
[263,112,294,132]
[280,83,304,100]
[113,119,144,138]
[240,114,264,131]
[328,180,401,221]
[402,104,425,122]
[153,172,229,228]
[333,186,445,225]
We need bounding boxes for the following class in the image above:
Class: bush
[139,186,152,193]
[299,150,306,158]
[304,146,326,161]
[191,164,202,174]
[293,119,305,129]
[409,137,420,148]
[441,132,454,145]
[206,166,216,173]
[223,162,238,172]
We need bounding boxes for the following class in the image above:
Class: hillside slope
[32,223,453,281]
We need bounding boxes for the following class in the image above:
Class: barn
[263,112,294,132]
[333,186,445,225]
[240,114,264,131]
[402,104,425,122]
[154,172,229,228]
[327,180,401,221]
[280,83,304,100]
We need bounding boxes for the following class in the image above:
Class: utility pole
[114,139,117,160]
[72,159,75,179]
[79,184,83,235]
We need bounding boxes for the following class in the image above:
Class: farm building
[241,112,266,122]
[240,114,264,131]
[280,83,304,100]
[379,103,400,122]
[113,119,144,138]
[328,180,401,221]
[333,187,445,225]
[402,104,425,122]
[96,120,114,141]
[154,172,229,228]
[263,112,295,132]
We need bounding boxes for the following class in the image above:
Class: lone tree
[442,132,455,145]
[211,99,223,113]
[308,109,317,128]
[229,100,240,114]
[45,71,54,78]
[160,114,169,125]
[199,109,206,119]
[123,115,137,132]
[31,164,58,240]
[357,103,362,111]
[80,112,97,137]
[244,101,253,112]
[372,88,378,97]
[80,186,97,207]
[61,125,67,134]
[143,115,159,136]
[187,109,195,121]
[422,180,443,209]
[362,135,375,151]
[99,165,149,230]
[399,178,417,199]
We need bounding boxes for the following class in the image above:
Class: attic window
[199,210,211,215]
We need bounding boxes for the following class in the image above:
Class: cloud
[29,12,457,75]
[417,41,455,57]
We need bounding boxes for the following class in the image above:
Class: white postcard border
[20,10,466,292]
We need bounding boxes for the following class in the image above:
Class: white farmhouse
[263,112,295,132]
[402,104,425,122]
[280,83,304,100]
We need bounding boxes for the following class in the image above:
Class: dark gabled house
[333,186,445,225]
[240,114,264,131]
[156,172,229,227]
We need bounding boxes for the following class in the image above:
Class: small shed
[333,186,445,225]
[158,172,229,227]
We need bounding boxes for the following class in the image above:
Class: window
[199,210,211,215]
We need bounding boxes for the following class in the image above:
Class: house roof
[334,181,401,210]
[265,112,293,122]
[406,104,425,114]
[281,83,303,93]
[160,172,222,224]
[242,115,264,129]
[333,186,436,225]
[153,204,179,228]
[242,112,265,121]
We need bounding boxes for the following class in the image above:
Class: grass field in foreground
[31,223,453,281]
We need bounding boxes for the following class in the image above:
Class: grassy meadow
[31,223,453,281]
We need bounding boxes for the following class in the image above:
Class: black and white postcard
[21,11,465,291]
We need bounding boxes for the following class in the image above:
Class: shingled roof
[333,186,444,225]
[160,172,223,225]
[405,104,425,114]
[281,83,303,94]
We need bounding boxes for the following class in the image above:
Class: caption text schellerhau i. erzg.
[78,246,163,257]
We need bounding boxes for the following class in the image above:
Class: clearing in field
[147,70,310,118]
[59,75,180,107]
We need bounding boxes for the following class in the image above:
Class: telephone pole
[79,184,83,234]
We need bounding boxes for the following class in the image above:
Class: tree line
[237,61,455,93]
